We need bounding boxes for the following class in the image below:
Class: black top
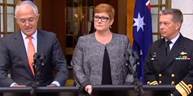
[102,47,112,85]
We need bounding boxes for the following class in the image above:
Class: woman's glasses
[94,16,110,22]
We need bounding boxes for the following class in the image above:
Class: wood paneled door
[41,0,120,67]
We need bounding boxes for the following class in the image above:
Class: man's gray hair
[15,0,39,16]
[159,8,183,23]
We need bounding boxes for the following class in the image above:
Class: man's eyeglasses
[16,17,37,24]
[94,16,110,22]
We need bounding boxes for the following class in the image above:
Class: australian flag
[133,0,153,82]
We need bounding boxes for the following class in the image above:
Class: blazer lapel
[13,32,34,77]
[37,31,44,54]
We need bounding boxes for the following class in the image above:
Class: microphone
[33,53,45,67]
[31,53,45,95]
[33,53,38,76]
[33,53,45,83]
[125,45,144,96]
[125,46,139,74]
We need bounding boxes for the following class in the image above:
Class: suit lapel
[13,32,34,77]
[37,30,44,54]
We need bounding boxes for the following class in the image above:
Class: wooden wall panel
[41,0,126,53]
[118,0,127,34]
[41,0,67,52]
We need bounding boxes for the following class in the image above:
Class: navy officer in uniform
[144,8,193,96]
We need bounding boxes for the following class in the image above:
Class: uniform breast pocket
[175,59,191,65]
[174,57,191,69]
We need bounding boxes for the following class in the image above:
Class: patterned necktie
[27,36,35,75]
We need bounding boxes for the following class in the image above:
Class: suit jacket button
[159,81,162,84]
[171,81,175,85]
[171,74,175,77]
[158,74,162,77]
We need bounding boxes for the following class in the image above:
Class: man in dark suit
[144,9,193,96]
[0,1,68,96]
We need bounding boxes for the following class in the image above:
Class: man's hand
[84,85,93,95]
[47,84,58,87]
[11,83,26,87]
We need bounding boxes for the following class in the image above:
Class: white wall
[172,0,193,40]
